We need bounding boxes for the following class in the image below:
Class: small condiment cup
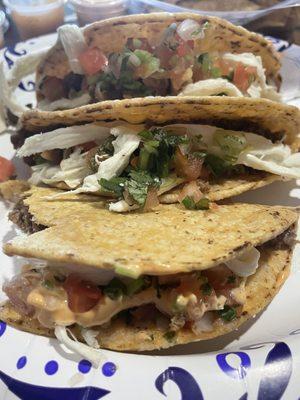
[70,0,127,26]
[4,0,65,40]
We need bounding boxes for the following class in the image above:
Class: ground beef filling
[9,200,46,234]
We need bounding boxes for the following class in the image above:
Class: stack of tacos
[0,12,299,362]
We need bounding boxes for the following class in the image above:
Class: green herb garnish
[214,129,247,163]
[218,305,237,322]
[99,177,127,197]
[204,154,232,177]
[125,170,160,206]
[103,278,127,300]
[182,196,210,210]
[163,331,176,342]
[126,276,152,296]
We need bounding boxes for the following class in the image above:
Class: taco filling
[37,21,280,111]
[17,123,300,212]
[3,246,261,346]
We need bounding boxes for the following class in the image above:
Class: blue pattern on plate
[155,366,203,399]
[216,351,251,379]
[0,370,110,400]
[0,321,6,337]
[44,360,59,376]
[257,342,292,400]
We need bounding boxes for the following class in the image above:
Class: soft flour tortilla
[36,12,281,103]
[4,185,298,276]
[21,97,300,149]
[0,233,294,351]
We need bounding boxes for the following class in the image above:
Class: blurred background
[0,0,299,48]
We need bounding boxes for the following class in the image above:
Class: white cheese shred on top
[54,325,103,367]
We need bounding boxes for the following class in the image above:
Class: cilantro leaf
[99,177,126,197]
[204,154,233,177]
[126,170,160,206]
[182,196,210,210]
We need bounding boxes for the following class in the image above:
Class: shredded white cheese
[54,325,103,367]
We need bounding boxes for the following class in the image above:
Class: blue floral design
[155,366,203,400]
[0,370,110,400]
[257,342,292,400]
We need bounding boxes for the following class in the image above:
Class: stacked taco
[0,12,299,362]
[36,13,282,111]
[12,97,300,212]
[0,184,297,360]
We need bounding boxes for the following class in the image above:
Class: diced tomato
[176,275,201,297]
[177,42,188,57]
[63,274,102,313]
[233,63,257,92]
[0,156,15,182]
[202,265,236,291]
[41,77,66,102]
[79,141,97,152]
[79,47,108,76]
[174,148,203,181]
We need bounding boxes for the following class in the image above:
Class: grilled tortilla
[35,13,281,111]
[1,186,297,351]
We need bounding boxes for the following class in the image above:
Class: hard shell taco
[13,97,300,213]
[0,183,298,360]
[36,13,282,111]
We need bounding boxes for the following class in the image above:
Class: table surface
[1,2,300,47]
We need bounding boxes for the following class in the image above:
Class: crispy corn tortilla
[36,12,281,101]
[0,244,293,351]
[4,185,298,275]
[21,97,300,149]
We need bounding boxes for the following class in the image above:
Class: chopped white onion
[54,325,103,367]
[192,312,214,334]
[225,248,260,277]
[177,19,205,41]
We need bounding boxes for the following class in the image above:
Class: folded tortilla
[13,97,300,213]
[1,185,297,351]
[36,13,281,111]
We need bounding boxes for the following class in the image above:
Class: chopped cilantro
[126,170,160,206]
[163,331,176,342]
[201,282,212,296]
[103,278,127,300]
[182,196,210,210]
[204,154,232,177]
[214,129,247,163]
[126,276,152,296]
[34,155,47,165]
[218,305,237,322]
[99,177,126,197]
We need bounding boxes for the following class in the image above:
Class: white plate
[0,34,300,400]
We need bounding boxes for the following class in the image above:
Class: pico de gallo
[17,121,300,213]
[38,20,279,110]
